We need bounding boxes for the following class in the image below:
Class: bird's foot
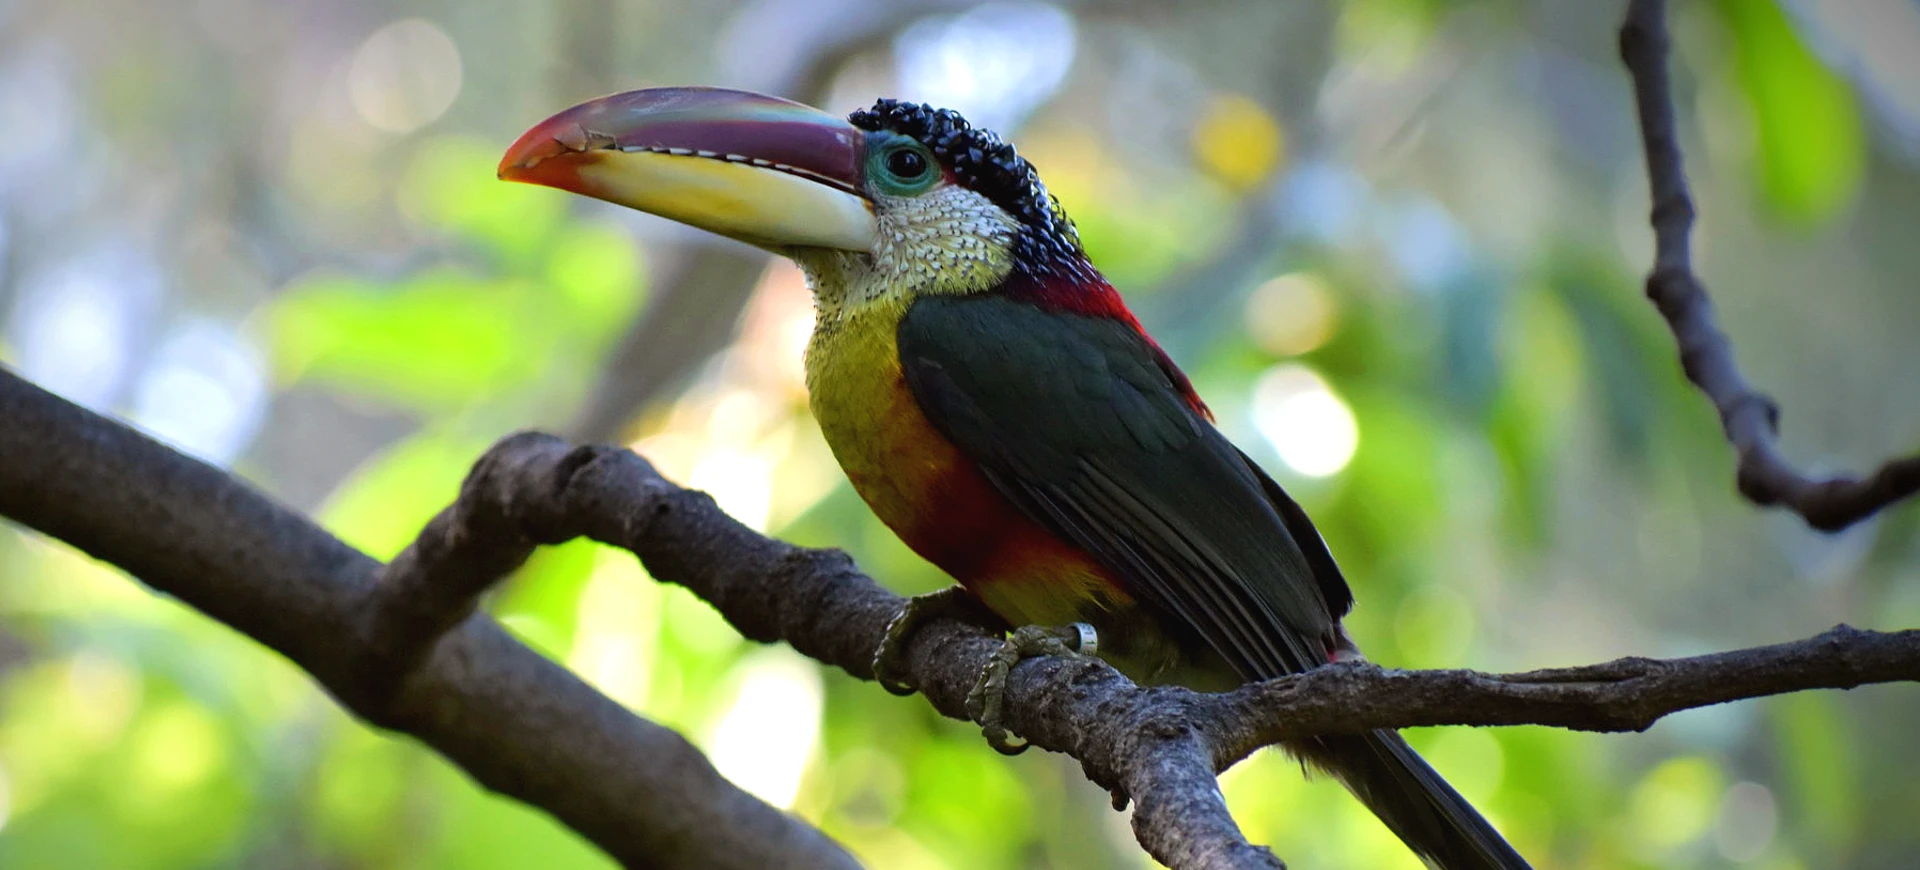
[872,586,995,696]
[965,622,1099,755]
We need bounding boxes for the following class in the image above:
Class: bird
[499,86,1531,870]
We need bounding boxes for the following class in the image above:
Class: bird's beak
[499,86,876,253]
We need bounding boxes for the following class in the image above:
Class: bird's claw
[966,622,1098,755]
[872,587,981,696]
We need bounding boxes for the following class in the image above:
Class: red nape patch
[1000,273,1214,421]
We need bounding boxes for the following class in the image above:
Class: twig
[0,368,861,870]
[1204,624,1920,765]
[1620,0,1920,531]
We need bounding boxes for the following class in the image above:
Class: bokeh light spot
[894,3,1075,133]
[130,702,226,794]
[348,19,463,134]
[8,246,163,410]
[1253,364,1359,478]
[64,652,143,744]
[568,549,659,709]
[690,447,775,533]
[1244,272,1339,356]
[1714,781,1778,863]
[1628,756,1725,851]
[705,649,823,809]
[131,319,267,466]
[1193,94,1285,190]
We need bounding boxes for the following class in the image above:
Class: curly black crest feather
[849,99,1091,278]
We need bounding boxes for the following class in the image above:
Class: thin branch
[1204,624,1920,765]
[0,368,861,870]
[1620,0,1920,531]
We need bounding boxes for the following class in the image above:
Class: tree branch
[307,429,1920,870]
[1204,624,1919,764]
[1620,0,1920,531]
[3,7,1916,869]
[0,368,861,870]
[4,372,1915,868]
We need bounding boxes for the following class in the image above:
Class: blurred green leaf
[267,269,540,414]
[1486,287,1583,546]
[1076,183,1235,290]
[0,673,249,870]
[1719,0,1866,224]
[907,740,1033,869]
[1548,252,1670,464]
[317,430,488,560]
[428,760,615,870]
[545,218,646,324]
[1771,692,1860,854]
[310,722,413,863]
[1337,0,1443,66]
[398,135,568,267]
[492,539,604,661]
[1330,385,1444,605]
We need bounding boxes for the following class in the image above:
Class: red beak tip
[550,123,598,152]
[499,140,559,181]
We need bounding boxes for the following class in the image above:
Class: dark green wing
[899,294,1534,870]
[896,293,1352,680]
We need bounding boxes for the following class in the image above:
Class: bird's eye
[885,148,928,180]
[867,136,940,197]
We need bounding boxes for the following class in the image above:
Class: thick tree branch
[344,430,1920,870]
[0,368,860,870]
[1621,0,1920,531]
[4,372,1915,868]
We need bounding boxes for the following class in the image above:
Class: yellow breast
[804,302,948,536]
[802,301,1139,632]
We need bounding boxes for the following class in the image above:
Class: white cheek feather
[797,184,1022,325]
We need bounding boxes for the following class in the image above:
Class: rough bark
[13,393,1906,869]
[0,370,860,870]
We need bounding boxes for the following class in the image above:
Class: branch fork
[352,430,1920,870]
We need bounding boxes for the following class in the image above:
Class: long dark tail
[1294,730,1531,870]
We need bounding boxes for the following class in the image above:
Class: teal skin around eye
[865,133,940,197]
